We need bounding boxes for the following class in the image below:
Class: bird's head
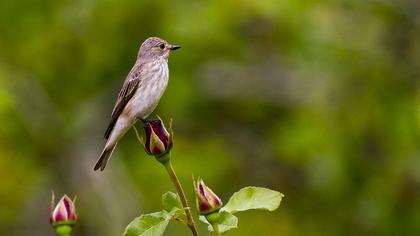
[138,37,181,60]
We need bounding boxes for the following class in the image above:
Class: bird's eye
[159,43,165,49]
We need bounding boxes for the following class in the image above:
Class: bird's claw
[138,118,149,126]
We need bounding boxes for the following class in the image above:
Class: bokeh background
[0,0,419,235]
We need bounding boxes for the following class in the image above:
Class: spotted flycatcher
[94,37,180,171]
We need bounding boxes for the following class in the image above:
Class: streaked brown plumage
[94,37,180,171]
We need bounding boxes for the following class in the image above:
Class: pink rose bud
[144,119,173,157]
[195,178,223,215]
[50,193,77,227]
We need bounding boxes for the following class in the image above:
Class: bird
[94,37,181,171]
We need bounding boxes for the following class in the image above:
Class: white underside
[105,60,169,148]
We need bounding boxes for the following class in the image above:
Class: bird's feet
[138,118,149,126]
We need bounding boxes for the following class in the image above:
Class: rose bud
[195,178,223,215]
[144,118,173,157]
[50,193,77,227]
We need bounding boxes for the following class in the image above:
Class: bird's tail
[94,144,117,171]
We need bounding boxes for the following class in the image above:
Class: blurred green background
[0,0,419,235]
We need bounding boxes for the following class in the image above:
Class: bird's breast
[127,61,169,118]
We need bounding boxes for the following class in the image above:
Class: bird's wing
[104,63,143,139]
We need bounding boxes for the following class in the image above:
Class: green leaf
[221,187,284,213]
[123,211,171,236]
[161,191,185,220]
[162,191,183,212]
[216,211,238,233]
[199,211,238,233]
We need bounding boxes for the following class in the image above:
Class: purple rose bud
[195,178,223,215]
[144,118,173,157]
[50,193,77,227]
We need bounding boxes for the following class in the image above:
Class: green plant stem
[54,225,72,236]
[58,233,71,236]
[161,158,200,236]
[212,223,221,236]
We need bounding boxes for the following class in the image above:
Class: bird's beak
[170,45,181,51]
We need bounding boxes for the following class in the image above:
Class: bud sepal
[195,178,223,215]
[50,192,77,236]
[143,117,173,160]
